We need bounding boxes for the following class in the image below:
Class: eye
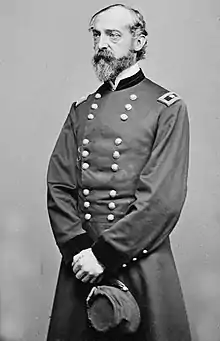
[109,32,121,42]
[92,30,100,41]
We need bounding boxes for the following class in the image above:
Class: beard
[92,48,136,82]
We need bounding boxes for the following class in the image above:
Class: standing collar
[98,68,145,94]
[109,63,140,90]
[114,68,145,91]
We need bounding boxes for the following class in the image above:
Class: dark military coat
[46,70,191,341]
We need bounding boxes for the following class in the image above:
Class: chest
[75,91,159,171]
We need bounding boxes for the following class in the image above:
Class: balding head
[90,4,148,82]
[89,4,148,61]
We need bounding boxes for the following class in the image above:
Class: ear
[133,34,147,52]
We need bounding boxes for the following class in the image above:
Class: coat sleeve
[92,99,189,270]
[47,103,93,265]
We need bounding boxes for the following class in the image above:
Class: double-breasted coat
[46,70,191,341]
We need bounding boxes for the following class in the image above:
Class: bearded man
[46,4,192,341]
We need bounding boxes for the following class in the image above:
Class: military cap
[86,279,141,334]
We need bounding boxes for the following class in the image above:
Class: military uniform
[47,70,191,341]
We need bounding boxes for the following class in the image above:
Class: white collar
[110,62,140,90]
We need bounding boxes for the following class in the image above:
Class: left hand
[72,248,104,283]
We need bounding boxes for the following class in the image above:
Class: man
[47,4,191,341]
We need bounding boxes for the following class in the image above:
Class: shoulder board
[157,91,181,107]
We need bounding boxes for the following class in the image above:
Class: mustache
[93,49,115,63]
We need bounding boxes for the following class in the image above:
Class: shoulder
[73,84,104,109]
[75,92,94,108]
[140,78,186,110]
[157,91,182,107]
[68,88,98,120]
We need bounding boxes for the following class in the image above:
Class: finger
[81,274,92,283]
[96,273,104,283]
[89,275,99,284]
[72,253,82,266]
[75,269,87,280]
[72,261,81,274]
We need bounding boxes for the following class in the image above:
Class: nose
[98,34,109,49]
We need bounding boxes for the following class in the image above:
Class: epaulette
[157,91,181,107]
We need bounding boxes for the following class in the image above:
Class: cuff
[61,233,93,265]
[92,235,128,271]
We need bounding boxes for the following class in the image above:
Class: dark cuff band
[61,233,93,265]
[92,236,128,271]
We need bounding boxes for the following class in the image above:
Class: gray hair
[89,4,148,61]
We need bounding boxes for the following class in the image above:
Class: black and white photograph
[0,1,220,341]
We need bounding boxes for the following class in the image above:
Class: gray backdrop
[0,0,220,340]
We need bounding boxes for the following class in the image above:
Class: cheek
[114,44,130,58]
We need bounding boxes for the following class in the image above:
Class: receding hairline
[89,4,145,32]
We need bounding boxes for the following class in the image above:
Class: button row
[84,213,115,222]
[82,137,122,146]
[81,150,120,160]
[82,189,117,198]
[81,139,122,171]
[93,93,137,101]
[83,201,116,210]
[82,162,119,171]
[88,98,136,121]
[122,249,148,268]
[90,102,135,112]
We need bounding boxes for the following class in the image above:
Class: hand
[72,248,104,283]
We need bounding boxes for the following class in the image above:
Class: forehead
[93,7,133,31]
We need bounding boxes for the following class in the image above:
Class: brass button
[120,113,128,121]
[109,190,117,198]
[91,103,98,109]
[83,138,89,145]
[125,103,132,111]
[111,163,119,172]
[113,151,120,159]
[108,202,116,210]
[84,201,90,208]
[83,189,90,196]
[130,94,137,101]
[85,213,91,220]
[115,138,122,146]
[88,113,94,120]
[82,162,89,170]
[95,93,101,99]
[107,214,114,221]
[122,263,127,268]
[143,249,147,254]
[132,257,137,261]
[82,150,89,157]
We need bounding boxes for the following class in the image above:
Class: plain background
[0,0,220,340]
